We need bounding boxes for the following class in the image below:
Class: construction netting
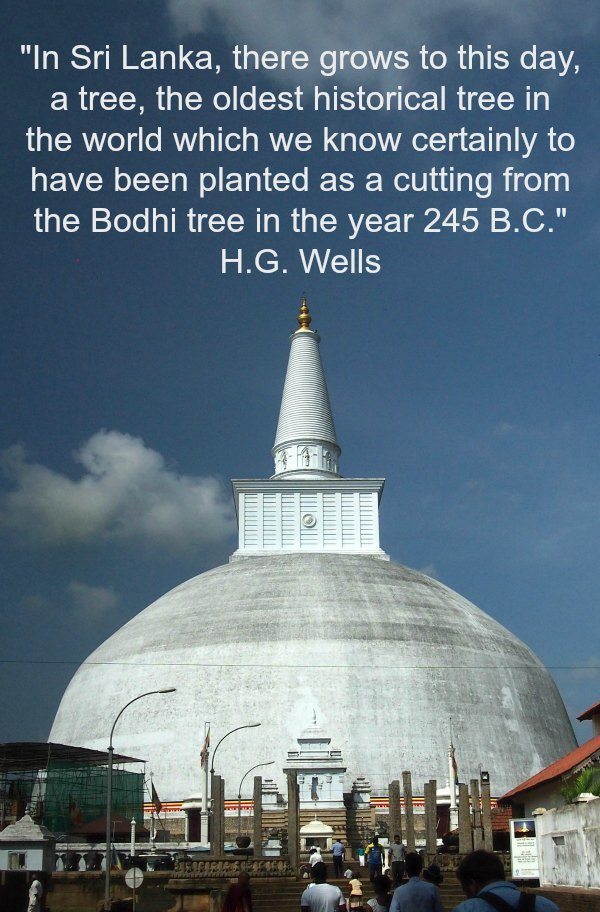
[43,760,144,833]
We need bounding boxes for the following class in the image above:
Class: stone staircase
[252,877,465,912]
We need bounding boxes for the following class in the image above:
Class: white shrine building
[283,715,347,810]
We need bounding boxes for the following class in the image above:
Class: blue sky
[1,1,598,754]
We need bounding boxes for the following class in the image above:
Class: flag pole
[448,717,458,829]
[200,722,210,845]
[150,772,156,847]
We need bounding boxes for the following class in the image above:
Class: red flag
[451,745,458,780]
[151,782,162,814]
[200,727,210,770]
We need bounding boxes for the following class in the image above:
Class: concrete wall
[536,798,600,888]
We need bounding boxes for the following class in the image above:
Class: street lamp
[209,723,261,775]
[104,688,176,911]
[237,761,274,836]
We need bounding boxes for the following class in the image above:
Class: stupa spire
[297,294,312,330]
[272,297,341,478]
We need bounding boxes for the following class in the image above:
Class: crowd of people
[217,843,561,912]
[296,848,560,912]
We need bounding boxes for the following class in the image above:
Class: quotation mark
[547,207,567,233]
[20,44,58,69]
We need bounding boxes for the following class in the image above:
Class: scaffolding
[0,742,144,836]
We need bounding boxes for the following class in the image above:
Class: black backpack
[480,891,537,912]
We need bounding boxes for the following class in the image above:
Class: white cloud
[0,431,236,550]
[166,0,598,83]
[67,581,120,619]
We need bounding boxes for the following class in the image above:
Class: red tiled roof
[577,699,600,721]
[499,734,600,801]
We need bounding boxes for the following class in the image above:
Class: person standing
[367,874,393,912]
[222,872,253,912]
[389,852,444,912]
[27,874,43,912]
[365,836,384,882]
[332,838,346,878]
[310,846,324,867]
[422,865,443,887]
[452,850,559,912]
[348,872,364,911]
[301,861,347,912]
[388,835,406,887]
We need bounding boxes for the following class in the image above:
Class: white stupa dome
[49,552,576,797]
[49,299,576,798]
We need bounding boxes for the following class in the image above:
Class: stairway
[252,877,466,912]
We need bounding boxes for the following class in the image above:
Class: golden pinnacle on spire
[297,295,312,331]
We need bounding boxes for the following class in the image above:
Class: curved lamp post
[104,688,176,911]
[209,723,261,775]
[237,761,274,836]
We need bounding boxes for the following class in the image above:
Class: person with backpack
[365,836,385,882]
[453,850,559,912]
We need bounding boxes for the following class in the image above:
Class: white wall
[519,782,564,817]
[536,797,600,888]
[0,843,50,872]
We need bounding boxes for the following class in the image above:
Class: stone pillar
[209,773,217,855]
[200,807,209,846]
[220,777,226,851]
[424,780,437,857]
[458,783,472,855]
[470,779,483,849]
[402,771,415,852]
[388,780,402,843]
[210,774,225,856]
[480,778,493,851]
[287,771,300,872]
[253,775,263,858]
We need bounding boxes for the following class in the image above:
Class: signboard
[125,866,144,889]
[509,818,539,879]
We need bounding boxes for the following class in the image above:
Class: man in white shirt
[310,846,324,866]
[301,861,347,912]
[28,874,43,912]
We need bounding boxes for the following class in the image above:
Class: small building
[500,702,600,815]
[300,818,334,851]
[0,814,56,872]
[181,793,203,842]
[535,795,600,889]
[577,699,600,737]
[283,717,346,809]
